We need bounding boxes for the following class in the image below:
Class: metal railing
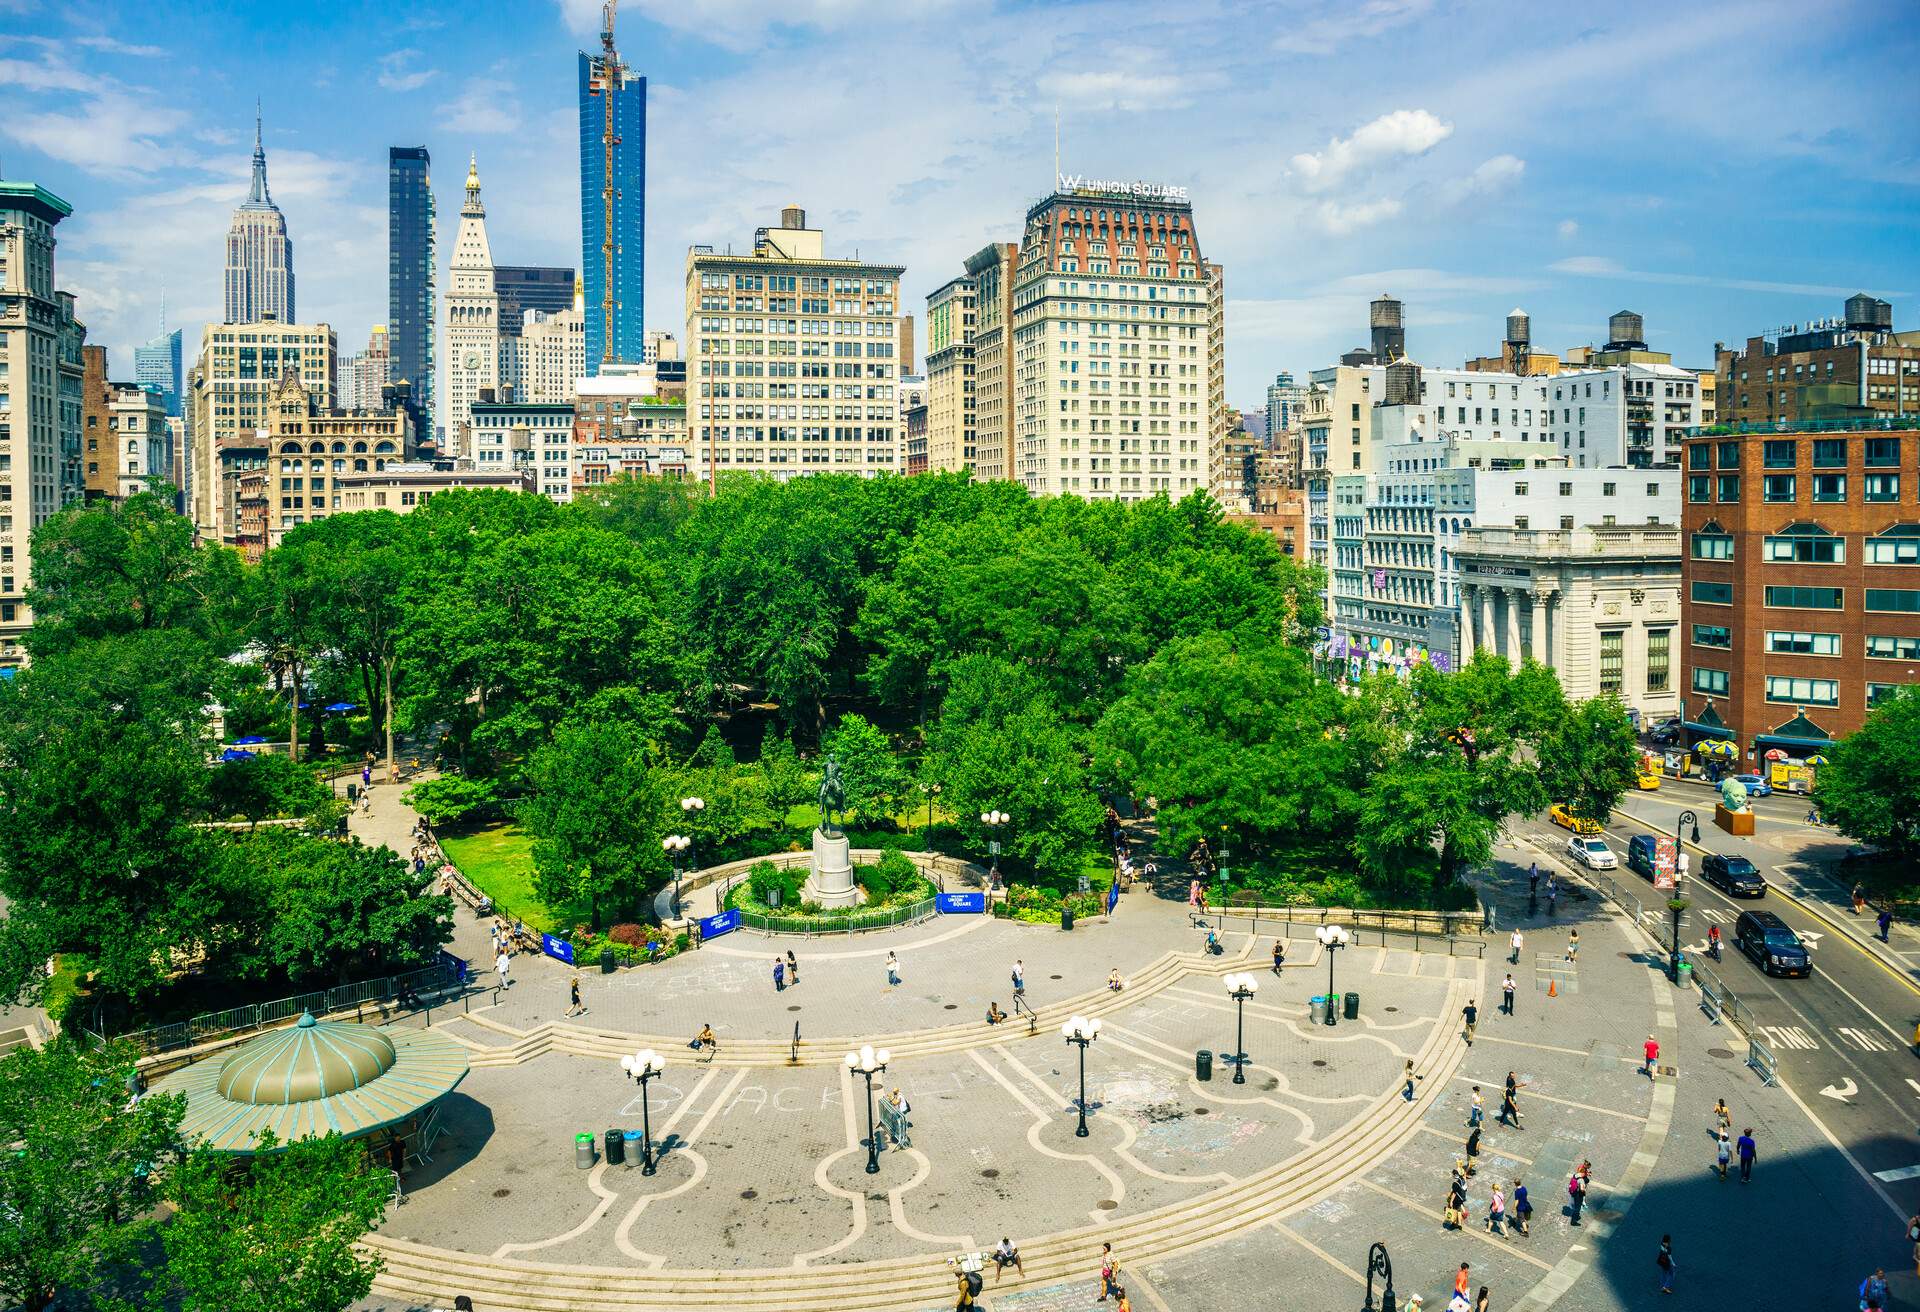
[734,896,939,937]
[1691,960,1746,1030]
[1217,900,1484,954]
[1683,415,1920,436]
[1746,1038,1778,1086]
[98,960,465,1057]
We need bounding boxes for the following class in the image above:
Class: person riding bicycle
[1205,926,1221,955]
[1707,924,1721,959]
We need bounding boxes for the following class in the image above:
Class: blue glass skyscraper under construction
[578,38,645,374]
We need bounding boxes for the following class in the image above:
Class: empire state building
[224,107,295,324]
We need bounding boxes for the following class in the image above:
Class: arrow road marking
[1875,1164,1920,1183]
[1798,930,1823,949]
[1821,1079,1858,1102]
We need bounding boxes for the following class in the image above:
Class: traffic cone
[1548,978,1558,998]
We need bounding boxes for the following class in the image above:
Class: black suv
[1702,854,1766,897]
[1735,910,1811,978]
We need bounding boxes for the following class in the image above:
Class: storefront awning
[1755,710,1833,752]
[1681,721,1736,740]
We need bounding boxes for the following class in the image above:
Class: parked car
[1702,853,1767,897]
[1627,834,1660,879]
[1549,804,1603,835]
[1735,909,1810,977]
[1647,719,1682,745]
[1566,835,1617,869]
[1731,773,1773,797]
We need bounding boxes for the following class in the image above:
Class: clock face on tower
[463,351,482,370]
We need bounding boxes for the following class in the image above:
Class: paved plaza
[347,778,1906,1312]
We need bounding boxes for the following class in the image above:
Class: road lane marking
[1836,1026,1892,1052]
[1760,1024,1819,1050]
[1874,1164,1920,1183]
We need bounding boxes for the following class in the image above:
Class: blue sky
[3,0,1917,409]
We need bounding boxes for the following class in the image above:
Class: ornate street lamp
[662,833,692,919]
[1061,1015,1101,1136]
[1224,972,1259,1084]
[981,810,1009,887]
[619,1048,665,1175]
[1317,924,1350,1027]
[845,1044,890,1174]
[1361,1241,1397,1312]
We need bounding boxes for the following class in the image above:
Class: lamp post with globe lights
[845,1044,890,1174]
[662,834,692,919]
[1223,972,1259,1083]
[981,810,1009,887]
[1316,924,1350,1026]
[1062,1015,1101,1136]
[619,1048,665,1174]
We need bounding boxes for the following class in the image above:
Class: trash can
[1195,1048,1213,1081]
[622,1129,644,1167]
[1061,906,1075,931]
[1309,995,1329,1025]
[574,1132,595,1169]
[601,947,616,975]
[604,1128,624,1166]
[346,783,359,803]
[1344,991,1360,1020]
[1676,961,1693,990]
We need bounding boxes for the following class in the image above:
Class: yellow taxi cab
[1548,803,1603,834]
[1635,753,1662,790]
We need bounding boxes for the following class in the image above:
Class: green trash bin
[1344,991,1360,1020]
[1676,961,1693,990]
[574,1132,596,1169]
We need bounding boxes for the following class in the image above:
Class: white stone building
[445,156,500,455]
[470,399,574,503]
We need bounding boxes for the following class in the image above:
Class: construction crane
[591,0,623,367]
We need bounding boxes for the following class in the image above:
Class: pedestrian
[1861,1268,1890,1311]
[953,1269,977,1310]
[1445,1170,1467,1229]
[1475,1286,1490,1312]
[1502,974,1516,1016]
[1715,1130,1730,1180]
[1113,1288,1132,1312]
[1510,928,1524,965]
[1642,1034,1659,1078]
[1464,1126,1481,1176]
[1403,1059,1420,1102]
[1512,1178,1531,1236]
[1455,1263,1471,1302]
[1736,1127,1756,1182]
[1879,908,1894,943]
[991,1236,1024,1281]
[1462,999,1478,1045]
[886,951,900,987]
[1467,1085,1484,1128]
[1909,1212,1920,1276]
[1656,1235,1675,1294]
[1854,882,1868,914]
[1485,1182,1506,1235]
[1567,1172,1584,1226]
[1012,959,1025,997]
[1097,1242,1119,1302]
[1528,862,1540,896]
[774,957,786,991]
[1545,877,1557,913]
[1272,940,1286,973]
[1566,928,1580,961]
[495,947,512,989]
[566,974,586,1017]
[1712,1097,1732,1136]
[1499,1085,1521,1128]
[786,950,798,985]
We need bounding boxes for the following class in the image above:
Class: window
[1864,437,1901,467]
[1812,473,1846,502]
[1692,667,1729,695]
[1691,581,1733,605]
[1763,474,1796,502]
[1868,683,1903,708]
[1764,676,1839,705]
[1718,474,1740,502]
[1647,628,1671,692]
[1688,445,1711,471]
[1866,526,1920,564]
[1690,524,1733,559]
[1687,475,1710,502]
[1811,439,1847,467]
[1765,631,1840,656]
[1647,483,1661,499]
[1764,585,1843,609]
[1866,589,1920,612]
[1692,624,1732,649]
[1717,441,1740,469]
[1763,525,1843,563]
[1598,630,1624,694]
[1867,635,1920,660]
[1762,440,1797,468]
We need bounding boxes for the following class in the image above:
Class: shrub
[608,922,648,947]
[748,859,802,909]
[860,847,916,903]
[404,776,499,827]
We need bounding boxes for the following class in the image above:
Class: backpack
[965,1271,983,1296]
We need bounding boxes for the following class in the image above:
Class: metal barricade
[1746,1038,1778,1086]
[1698,974,1722,1024]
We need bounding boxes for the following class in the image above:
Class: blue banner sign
[438,949,469,982]
[540,933,575,965]
[700,909,741,939]
[936,892,987,915]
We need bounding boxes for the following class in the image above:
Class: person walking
[1511,1178,1531,1236]
[1445,1169,1468,1229]
[1566,928,1580,962]
[1467,1085,1484,1128]
[1567,1171,1585,1226]
[1908,1212,1920,1276]
[1462,999,1479,1045]
[1528,862,1540,897]
[1879,908,1895,943]
[1096,1242,1119,1302]
[774,957,786,991]
[1642,1034,1660,1078]
[1463,1126,1482,1177]
[886,951,901,988]
[1403,1059,1420,1102]
[786,950,799,985]
[1510,928,1524,965]
[1475,1286,1490,1312]
[1501,973,1517,1016]
[1012,959,1026,998]
[1454,1263,1472,1303]
[495,947,512,989]
[1715,1130,1731,1180]
[565,974,586,1017]
[1272,940,1286,974]
[1545,876,1558,914]
[1656,1235,1675,1294]
[1485,1182,1506,1236]
[1861,1268,1890,1311]
[1499,1082,1522,1129]
[1736,1127,1756,1182]
[1712,1097,1732,1136]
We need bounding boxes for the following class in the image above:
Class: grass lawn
[439,822,569,932]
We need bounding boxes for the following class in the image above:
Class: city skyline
[2,0,1917,402]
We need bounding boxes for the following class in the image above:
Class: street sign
[1653,836,1676,891]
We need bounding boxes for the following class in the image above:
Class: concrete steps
[369,974,1474,1311]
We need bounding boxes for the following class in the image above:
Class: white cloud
[1549,256,1899,300]
[1315,197,1403,235]
[3,95,192,176]
[1290,108,1452,193]
[1038,69,1198,112]
[72,36,166,57]
[1443,153,1524,203]
[377,49,438,93]
[1557,218,1579,239]
[1272,0,1434,55]
[1550,255,1624,276]
[436,78,521,135]
[554,0,965,50]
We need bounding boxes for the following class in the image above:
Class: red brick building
[1714,294,1920,427]
[1680,419,1920,759]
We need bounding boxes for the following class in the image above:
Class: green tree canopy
[1537,695,1641,824]
[1817,686,1920,867]
[521,718,673,922]
[821,713,906,826]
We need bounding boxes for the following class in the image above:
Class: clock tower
[445,154,499,454]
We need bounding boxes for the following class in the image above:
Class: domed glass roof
[216,1012,398,1106]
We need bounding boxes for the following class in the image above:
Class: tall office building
[579,12,646,372]
[0,178,85,667]
[923,274,977,473]
[133,302,183,417]
[445,156,500,451]
[966,242,1018,482]
[224,108,295,325]
[388,146,435,436]
[339,325,391,412]
[496,266,576,328]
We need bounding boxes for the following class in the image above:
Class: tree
[208,753,338,829]
[159,1130,390,1312]
[820,713,906,827]
[401,776,499,828]
[255,546,329,764]
[236,829,453,985]
[1537,695,1641,825]
[0,1038,186,1312]
[521,719,672,923]
[1817,686,1920,868]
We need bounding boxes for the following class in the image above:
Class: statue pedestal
[804,829,859,908]
[1714,803,1755,836]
